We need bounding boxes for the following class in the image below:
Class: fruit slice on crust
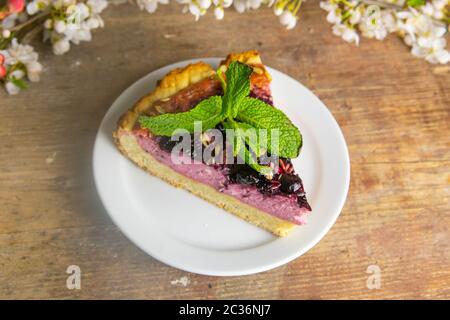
[113,51,310,237]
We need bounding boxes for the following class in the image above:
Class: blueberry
[158,136,178,152]
[257,179,281,195]
[280,174,303,194]
[190,134,204,159]
[228,165,261,185]
[297,193,312,211]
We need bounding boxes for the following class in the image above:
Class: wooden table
[0,3,449,299]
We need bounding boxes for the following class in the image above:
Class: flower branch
[0,0,449,95]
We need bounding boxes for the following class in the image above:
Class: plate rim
[93,58,351,276]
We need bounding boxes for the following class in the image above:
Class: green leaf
[236,97,302,158]
[223,119,273,177]
[222,120,241,157]
[10,77,28,90]
[222,61,253,118]
[407,0,425,7]
[216,66,227,91]
[232,121,268,157]
[138,95,224,136]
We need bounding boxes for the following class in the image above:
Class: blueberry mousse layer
[131,76,311,225]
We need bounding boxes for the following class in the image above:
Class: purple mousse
[135,134,310,224]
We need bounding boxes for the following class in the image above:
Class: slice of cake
[113,51,311,236]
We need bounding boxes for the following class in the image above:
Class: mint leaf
[236,97,302,158]
[232,121,268,157]
[222,120,242,157]
[223,119,273,177]
[222,61,253,118]
[139,95,224,136]
[217,66,227,91]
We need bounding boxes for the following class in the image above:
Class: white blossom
[177,0,206,20]
[248,0,262,10]
[396,8,432,40]
[54,20,67,33]
[199,0,212,10]
[421,0,450,20]
[274,6,283,16]
[279,11,297,30]
[43,0,108,55]
[214,6,225,20]
[412,37,450,64]
[320,0,450,64]
[26,60,43,82]
[396,5,450,64]
[381,10,397,33]
[360,6,388,40]
[26,1,50,16]
[2,13,19,29]
[324,3,341,24]
[234,0,262,13]
[1,38,39,66]
[333,23,360,45]
[10,69,25,79]
[234,0,247,13]
[189,3,201,20]
[0,38,43,93]
[136,0,168,13]
[5,81,21,95]
[2,29,11,39]
[53,38,71,55]
[221,0,233,8]
[26,2,40,15]
[88,0,109,13]
[320,1,361,43]
[44,19,53,29]
[4,70,25,95]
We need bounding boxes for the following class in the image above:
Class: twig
[360,0,402,9]
[10,10,50,32]
[21,25,44,45]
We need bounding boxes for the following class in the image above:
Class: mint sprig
[138,61,303,175]
[222,61,252,118]
[236,97,302,158]
[223,119,273,177]
[138,95,224,136]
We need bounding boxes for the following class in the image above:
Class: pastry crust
[113,51,297,237]
[220,50,272,82]
[116,62,216,133]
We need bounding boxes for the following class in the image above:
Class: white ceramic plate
[93,58,350,276]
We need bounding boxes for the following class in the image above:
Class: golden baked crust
[116,62,216,132]
[113,51,297,237]
[220,50,272,82]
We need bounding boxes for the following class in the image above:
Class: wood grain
[0,3,449,299]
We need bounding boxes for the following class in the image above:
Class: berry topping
[279,174,304,194]
[228,164,261,185]
[157,136,178,152]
